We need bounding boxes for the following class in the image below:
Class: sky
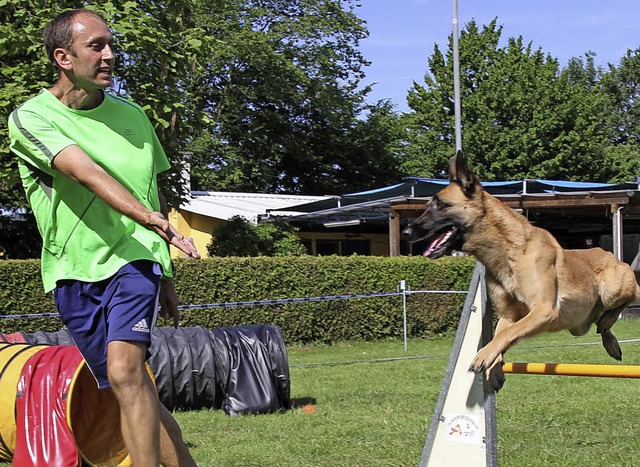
[357,0,640,112]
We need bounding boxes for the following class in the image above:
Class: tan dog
[403,150,640,391]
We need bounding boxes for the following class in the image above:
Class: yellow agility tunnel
[0,343,48,461]
[0,343,132,466]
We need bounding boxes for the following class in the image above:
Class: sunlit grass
[3,319,640,466]
[177,319,640,466]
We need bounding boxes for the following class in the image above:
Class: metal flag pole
[452,0,462,151]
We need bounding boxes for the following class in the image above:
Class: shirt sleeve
[150,123,171,175]
[9,107,76,175]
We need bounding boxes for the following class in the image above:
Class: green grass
[3,320,640,466]
[175,337,452,466]
[496,319,640,467]
[176,319,640,466]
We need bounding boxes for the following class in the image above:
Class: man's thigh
[54,260,162,388]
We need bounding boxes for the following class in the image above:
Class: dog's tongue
[423,229,455,257]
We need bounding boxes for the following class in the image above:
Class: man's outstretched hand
[147,211,201,259]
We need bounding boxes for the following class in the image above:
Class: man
[9,9,199,466]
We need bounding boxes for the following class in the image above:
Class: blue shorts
[53,260,162,389]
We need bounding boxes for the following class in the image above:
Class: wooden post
[611,203,623,260]
[389,208,400,257]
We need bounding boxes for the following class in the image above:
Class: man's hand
[147,212,201,259]
[52,146,202,259]
[159,278,180,328]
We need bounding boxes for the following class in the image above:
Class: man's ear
[448,150,479,196]
[53,47,73,71]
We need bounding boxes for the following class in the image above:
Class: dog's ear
[448,150,480,197]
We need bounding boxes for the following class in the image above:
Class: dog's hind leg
[596,307,624,361]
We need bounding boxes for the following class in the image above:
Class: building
[272,178,640,263]
[169,191,330,257]
[172,178,640,263]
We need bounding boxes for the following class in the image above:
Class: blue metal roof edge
[278,178,639,216]
[344,182,406,197]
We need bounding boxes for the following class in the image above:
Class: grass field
[3,319,640,466]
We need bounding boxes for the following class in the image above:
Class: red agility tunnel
[0,343,132,466]
[0,332,28,343]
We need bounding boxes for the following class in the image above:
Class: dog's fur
[403,151,640,391]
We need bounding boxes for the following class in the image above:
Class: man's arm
[157,189,183,328]
[52,144,200,258]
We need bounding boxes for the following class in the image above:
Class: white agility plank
[420,263,497,467]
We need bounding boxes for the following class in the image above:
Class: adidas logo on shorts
[132,319,150,333]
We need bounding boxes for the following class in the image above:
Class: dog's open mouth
[422,225,463,259]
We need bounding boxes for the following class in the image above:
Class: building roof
[274,177,640,226]
[180,191,332,223]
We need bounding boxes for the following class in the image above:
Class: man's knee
[107,340,150,390]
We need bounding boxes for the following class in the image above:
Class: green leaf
[187,38,202,48]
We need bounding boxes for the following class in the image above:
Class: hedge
[0,256,476,343]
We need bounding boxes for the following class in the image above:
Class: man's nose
[102,44,115,61]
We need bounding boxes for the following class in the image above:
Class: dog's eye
[430,197,449,211]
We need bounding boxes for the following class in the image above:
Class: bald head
[43,9,108,68]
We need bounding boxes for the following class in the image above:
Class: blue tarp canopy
[273,178,638,225]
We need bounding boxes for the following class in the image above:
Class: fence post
[399,280,408,351]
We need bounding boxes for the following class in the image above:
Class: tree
[0,1,59,210]
[0,0,211,257]
[1,0,404,257]
[0,0,208,206]
[187,0,404,195]
[598,48,640,181]
[403,19,637,183]
[207,215,306,257]
[1,1,405,258]
[255,219,308,256]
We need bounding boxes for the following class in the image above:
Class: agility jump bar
[503,362,640,379]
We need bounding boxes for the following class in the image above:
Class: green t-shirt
[9,89,173,292]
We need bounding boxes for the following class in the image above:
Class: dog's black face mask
[402,150,479,258]
[402,195,466,259]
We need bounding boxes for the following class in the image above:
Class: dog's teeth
[424,229,454,256]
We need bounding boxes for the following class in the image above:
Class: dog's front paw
[487,363,505,392]
[470,347,505,392]
[469,346,500,374]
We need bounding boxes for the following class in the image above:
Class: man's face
[65,13,115,90]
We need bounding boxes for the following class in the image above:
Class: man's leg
[159,400,198,467]
[107,340,160,467]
